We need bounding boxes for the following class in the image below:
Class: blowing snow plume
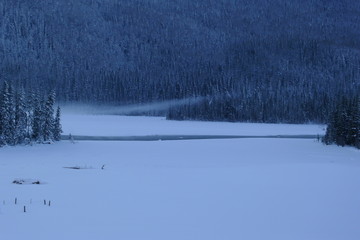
[61,96,205,115]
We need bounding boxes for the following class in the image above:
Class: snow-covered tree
[43,91,56,142]
[14,88,28,144]
[31,92,44,142]
[53,106,62,141]
[323,97,360,149]
[1,82,16,145]
[0,83,62,146]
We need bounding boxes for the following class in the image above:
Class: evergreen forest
[0,82,62,146]
[323,98,360,149]
[0,0,359,125]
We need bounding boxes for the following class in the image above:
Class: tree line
[0,82,62,146]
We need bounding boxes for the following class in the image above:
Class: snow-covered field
[61,114,325,136]
[1,115,359,240]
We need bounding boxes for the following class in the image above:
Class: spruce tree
[43,91,56,142]
[53,106,62,141]
[31,92,43,142]
[323,112,336,145]
[26,91,37,138]
[14,88,28,144]
[334,104,347,146]
[0,84,4,145]
[0,85,62,147]
[324,97,360,149]
[353,98,360,148]
[1,82,16,145]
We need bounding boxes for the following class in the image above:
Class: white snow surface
[1,115,359,240]
[61,114,325,136]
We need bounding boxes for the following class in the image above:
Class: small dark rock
[12,179,43,185]
[13,180,24,184]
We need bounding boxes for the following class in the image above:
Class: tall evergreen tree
[323,97,360,149]
[31,92,44,142]
[0,84,62,146]
[53,106,62,141]
[43,91,56,142]
[1,82,16,145]
[0,83,4,146]
[14,88,28,144]
[352,98,360,148]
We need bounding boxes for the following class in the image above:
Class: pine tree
[43,91,56,142]
[353,98,360,149]
[323,96,360,149]
[1,82,16,145]
[53,106,62,141]
[14,88,28,144]
[323,111,336,145]
[0,84,4,146]
[31,92,44,142]
[334,103,347,146]
[26,91,37,139]
[0,85,62,147]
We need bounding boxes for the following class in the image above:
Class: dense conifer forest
[0,82,62,146]
[323,97,360,149]
[0,0,360,123]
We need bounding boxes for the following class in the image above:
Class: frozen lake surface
[61,114,325,136]
[0,115,359,240]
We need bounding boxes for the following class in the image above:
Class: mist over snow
[60,97,205,115]
[59,113,325,137]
